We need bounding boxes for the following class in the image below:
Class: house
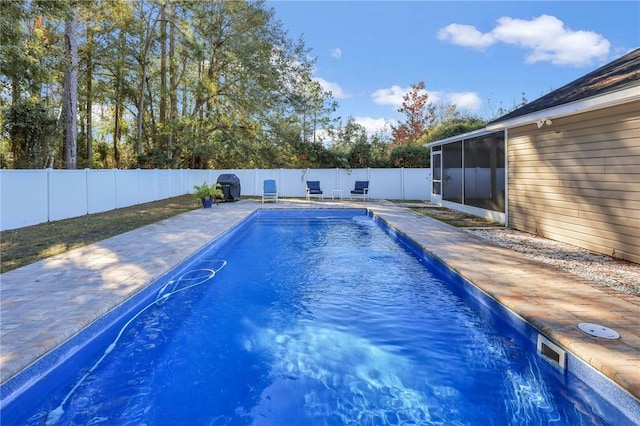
[426,48,640,263]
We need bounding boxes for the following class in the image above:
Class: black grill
[216,174,241,202]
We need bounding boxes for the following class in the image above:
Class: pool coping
[1,199,639,404]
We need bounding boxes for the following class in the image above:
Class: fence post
[46,168,53,223]
[85,168,90,214]
[113,169,118,208]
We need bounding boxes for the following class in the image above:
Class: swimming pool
[2,209,638,425]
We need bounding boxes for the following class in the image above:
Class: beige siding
[507,101,640,263]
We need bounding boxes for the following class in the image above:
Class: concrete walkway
[1,199,639,403]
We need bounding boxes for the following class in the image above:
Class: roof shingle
[489,48,640,125]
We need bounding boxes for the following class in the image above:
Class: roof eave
[424,127,499,148]
[486,85,640,132]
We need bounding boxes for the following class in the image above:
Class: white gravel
[465,228,640,297]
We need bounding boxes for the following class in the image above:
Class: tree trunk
[63,5,79,169]
[113,67,121,166]
[168,3,177,160]
[86,15,93,167]
[113,30,125,166]
[136,5,164,158]
[136,64,147,157]
[114,100,121,166]
[159,5,167,156]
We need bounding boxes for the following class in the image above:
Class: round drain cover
[578,323,620,339]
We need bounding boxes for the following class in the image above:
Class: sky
[267,1,640,135]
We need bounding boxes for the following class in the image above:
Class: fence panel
[403,168,431,200]
[137,170,158,204]
[87,170,117,214]
[48,170,88,222]
[279,169,305,197]
[1,168,431,231]
[369,169,400,200]
[175,169,189,196]
[188,170,211,193]
[234,169,256,196]
[115,170,139,208]
[156,170,174,200]
[0,170,48,230]
[335,169,354,194]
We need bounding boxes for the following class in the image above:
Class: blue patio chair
[305,181,323,201]
[350,180,369,201]
[262,179,278,203]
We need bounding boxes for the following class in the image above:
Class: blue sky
[268,1,640,134]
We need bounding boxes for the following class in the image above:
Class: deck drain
[578,323,620,339]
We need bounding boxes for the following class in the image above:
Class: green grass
[0,195,200,273]
[408,206,500,228]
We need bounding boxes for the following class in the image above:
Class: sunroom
[427,129,506,224]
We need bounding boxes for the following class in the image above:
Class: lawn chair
[262,179,278,203]
[305,181,323,201]
[350,180,369,201]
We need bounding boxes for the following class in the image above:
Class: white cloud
[373,85,444,108]
[372,85,481,112]
[437,14,610,66]
[354,116,394,135]
[329,48,342,59]
[313,77,351,99]
[437,24,494,49]
[445,92,483,111]
[372,85,410,106]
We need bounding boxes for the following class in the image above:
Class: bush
[389,145,430,168]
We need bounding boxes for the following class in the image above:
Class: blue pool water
[3,209,638,425]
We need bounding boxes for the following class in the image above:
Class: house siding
[507,100,640,263]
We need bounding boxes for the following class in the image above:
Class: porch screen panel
[442,141,463,203]
[463,132,505,212]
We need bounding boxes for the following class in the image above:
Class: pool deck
[1,199,639,402]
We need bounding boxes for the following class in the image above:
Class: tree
[63,3,79,169]
[2,99,59,168]
[389,144,430,168]
[84,12,94,167]
[329,117,367,155]
[132,0,163,158]
[0,0,338,170]
[422,118,486,144]
[367,130,392,167]
[289,76,337,144]
[390,81,435,148]
[1,0,66,168]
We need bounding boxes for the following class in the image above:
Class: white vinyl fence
[0,168,431,231]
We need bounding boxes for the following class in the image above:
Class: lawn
[408,206,501,228]
[0,195,199,273]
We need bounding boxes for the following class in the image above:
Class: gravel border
[465,228,640,297]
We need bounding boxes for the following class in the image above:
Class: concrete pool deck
[1,199,639,402]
